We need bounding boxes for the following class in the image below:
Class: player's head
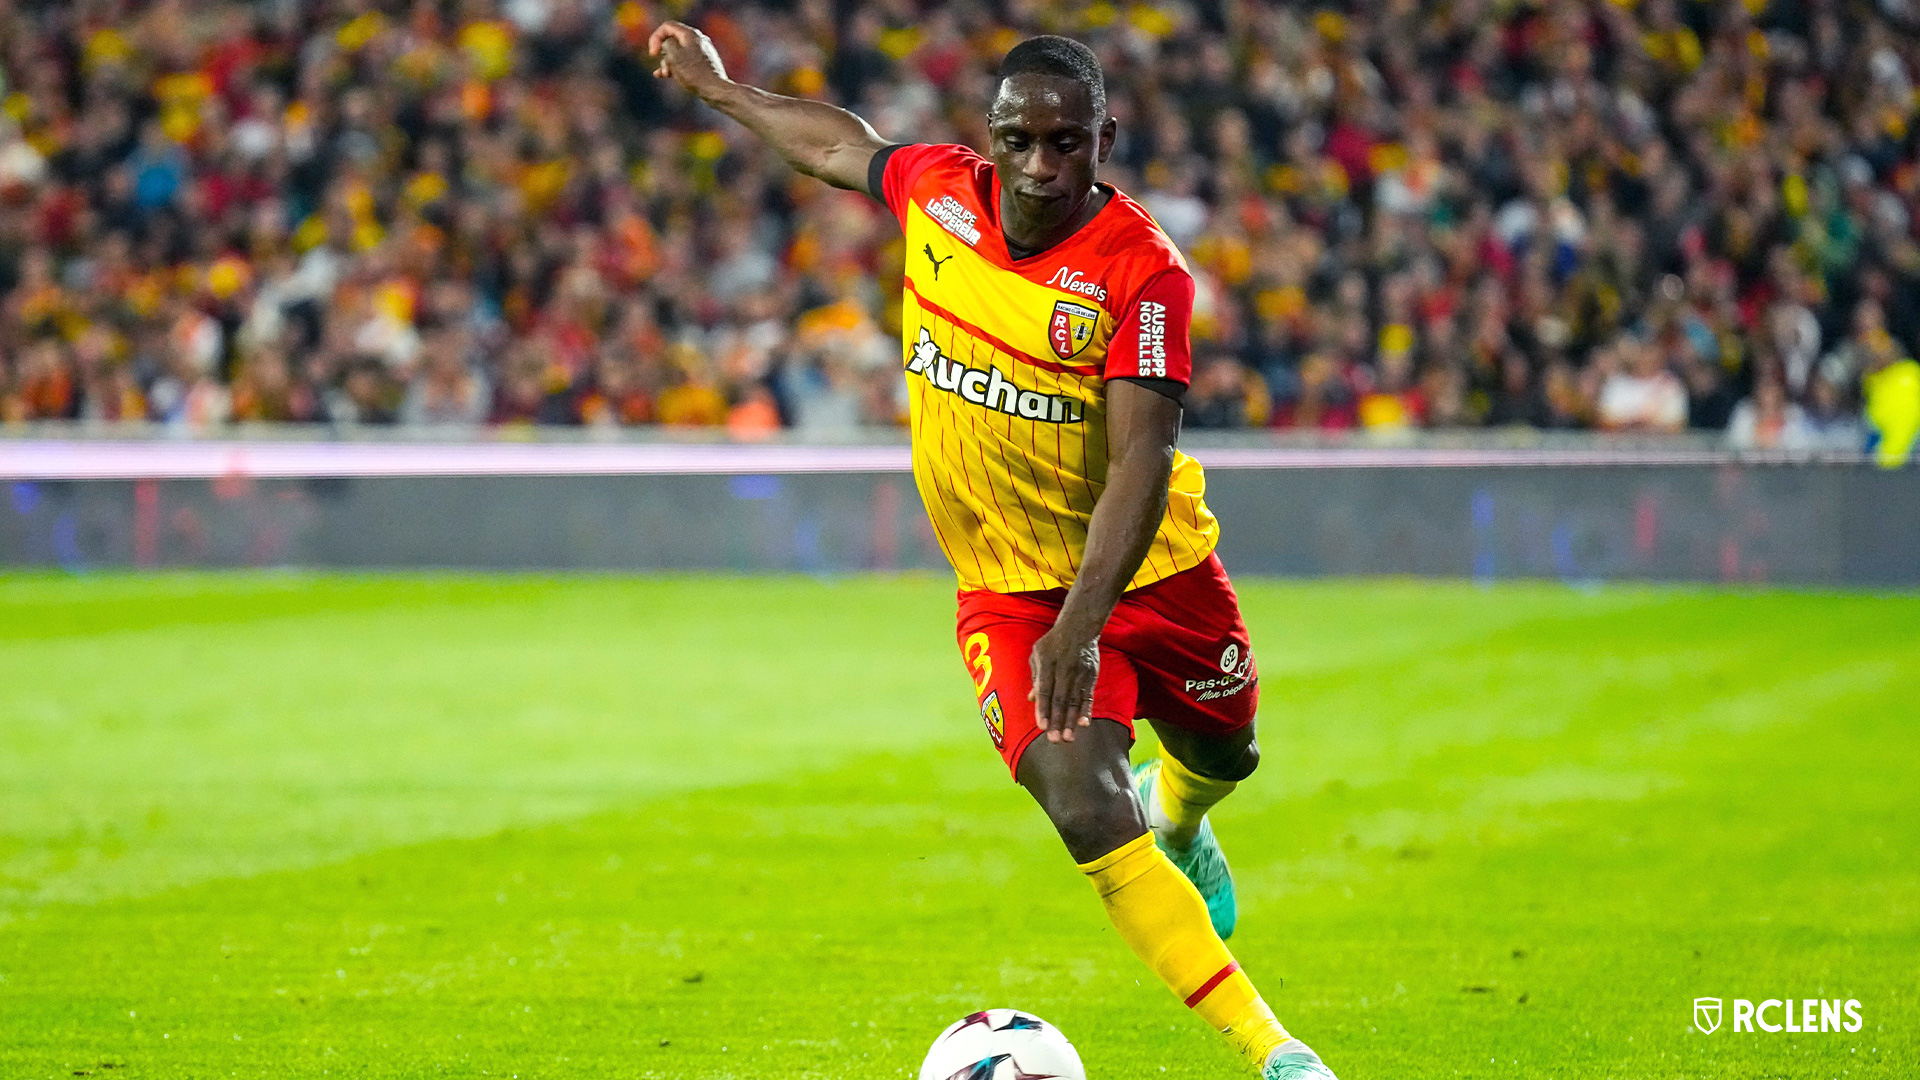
[998,35,1106,119]
[989,35,1116,233]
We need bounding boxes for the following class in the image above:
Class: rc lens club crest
[980,691,1005,748]
[1050,300,1099,360]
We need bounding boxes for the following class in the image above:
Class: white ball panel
[918,1009,1086,1080]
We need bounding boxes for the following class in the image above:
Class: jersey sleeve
[874,143,968,222]
[1104,268,1196,385]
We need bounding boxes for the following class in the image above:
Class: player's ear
[1098,115,1117,164]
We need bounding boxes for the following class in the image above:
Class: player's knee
[1177,736,1259,782]
[1052,815,1141,864]
[1217,738,1259,782]
[1038,795,1140,864]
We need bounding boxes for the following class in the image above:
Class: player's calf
[1144,748,1242,850]
[1134,757,1239,939]
[1079,831,1300,1073]
[1019,724,1316,1075]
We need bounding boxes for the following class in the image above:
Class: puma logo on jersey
[907,329,1084,424]
[924,244,953,279]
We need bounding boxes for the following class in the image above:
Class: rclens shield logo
[1694,997,1864,1033]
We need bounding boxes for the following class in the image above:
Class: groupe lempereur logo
[1693,997,1864,1034]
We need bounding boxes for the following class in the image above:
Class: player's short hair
[998,35,1106,117]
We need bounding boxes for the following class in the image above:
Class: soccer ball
[917,1009,1087,1080]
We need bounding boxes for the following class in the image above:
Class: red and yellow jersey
[877,143,1219,594]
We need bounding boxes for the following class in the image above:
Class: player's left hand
[647,20,731,99]
[1029,626,1098,743]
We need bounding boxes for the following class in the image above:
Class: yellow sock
[1080,834,1289,1068]
[1155,753,1238,849]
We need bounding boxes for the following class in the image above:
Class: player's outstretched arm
[1028,380,1181,742]
[648,21,888,193]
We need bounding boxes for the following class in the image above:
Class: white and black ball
[917,1009,1087,1080]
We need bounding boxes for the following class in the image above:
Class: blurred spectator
[655,343,729,427]
[1598,337,1687,433]
[1804,370,1863,450]
[0,0,1914,449]
[1726,378,1813,451]
[330,357,400,426]
[1486,349,1544,427]
[1187,353,1255,429]
[401,328,490,426]
[783,344,864,436]
[727,383,782,439]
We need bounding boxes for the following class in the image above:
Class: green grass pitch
[1,573,1915,1079]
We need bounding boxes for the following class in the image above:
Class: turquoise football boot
[1132,759,1238,940]
[1261,1039,1339,1079]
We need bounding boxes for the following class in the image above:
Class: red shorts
[955,552,1258,778]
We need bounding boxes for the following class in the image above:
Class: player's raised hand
[648,20,730,99]
[640,17,887,193]
[1029,625,1099,743]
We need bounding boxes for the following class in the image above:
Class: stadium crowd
[1,0,1918,457]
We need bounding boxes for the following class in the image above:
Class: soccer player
[649,22,1339,1080]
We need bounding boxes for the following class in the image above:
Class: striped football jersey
[877,143,1219,594]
